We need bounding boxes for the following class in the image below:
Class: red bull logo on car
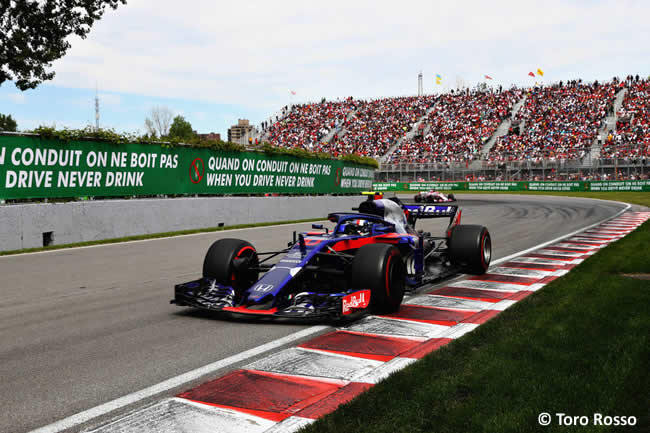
[342,290,371,314]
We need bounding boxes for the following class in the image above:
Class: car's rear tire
[448,225,491,274]
[349,244,406,314]
[414,194,422,203]
[203,238,259,290]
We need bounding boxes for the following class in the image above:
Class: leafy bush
[24,127,377,168]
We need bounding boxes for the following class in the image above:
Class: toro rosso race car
[414,190,456,203]
[172,196,491,320]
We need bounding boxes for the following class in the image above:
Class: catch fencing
[373,180,650,192]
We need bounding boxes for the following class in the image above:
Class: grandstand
[260,76,649,181]
[486,80,617,162]
[388,89,522,164]
[601,78,650,161]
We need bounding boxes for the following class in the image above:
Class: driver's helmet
[378,199,409,233]
[357,198,408,233]
[341,218,370,235]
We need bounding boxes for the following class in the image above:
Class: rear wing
[402,204,457,218]
[402,204,461,234]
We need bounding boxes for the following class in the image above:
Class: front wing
[172,278,370,320]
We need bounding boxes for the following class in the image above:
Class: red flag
[528,72,535,77]
[484,75,493,80]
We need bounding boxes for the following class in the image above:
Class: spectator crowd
[389,89,521,163]
[262,77,648,167]
[487,80,616,161]
[601,76,649,160]
[264,98,358,149]
[265,96,437,158]
[321,95,437,158]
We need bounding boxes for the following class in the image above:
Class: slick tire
[448,225,491,275]
[203,238,259,291]
[414,195,422,203]
[349,244,406,314]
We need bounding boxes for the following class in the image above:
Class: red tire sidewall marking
[232,246,255,282]
[480,231,488,269]
[385,250,398,298]
[236,246,255,259]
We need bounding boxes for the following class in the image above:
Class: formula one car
[172,197,491,320]
[414,190,456,203]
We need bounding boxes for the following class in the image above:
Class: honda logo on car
[253,283,274,293]
[342,290,371,314]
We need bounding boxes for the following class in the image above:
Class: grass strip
[0,217,323,256]
[304,221,649,433]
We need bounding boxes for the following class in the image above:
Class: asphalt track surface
[0,194,631,433]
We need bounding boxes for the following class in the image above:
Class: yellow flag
[537,68,544,77]
[436,78,442,85]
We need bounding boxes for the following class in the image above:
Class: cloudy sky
[0,0,648,137]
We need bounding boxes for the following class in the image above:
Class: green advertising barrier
[373,182,467,191]
[373,181,650,192]
[0,135,375,199]
[586,180,650,191]
[404,181,467,191]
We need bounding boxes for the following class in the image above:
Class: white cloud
[98,93,121,105]
[46,0,649,113]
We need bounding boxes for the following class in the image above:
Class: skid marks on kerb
[405,294,494,311]
[298,331,425,362]
[487,266,555,278]
[87,398,276,433]
[82,212,649,433]
[446,279,538,292]
[346,315,449,338]
[551,242,601,251]
[245,347,383,382]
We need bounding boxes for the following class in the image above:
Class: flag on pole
[436,74,442,85]
[537,68,544,77]
[290,90,296,95]
[528,72,535,77]
[484,75,493,80]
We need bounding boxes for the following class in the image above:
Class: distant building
[227,119,254,144]
[197,132,221,141]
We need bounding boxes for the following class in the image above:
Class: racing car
[414,190,456,203]
[171,196,491,320]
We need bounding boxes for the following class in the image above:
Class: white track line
[27,201,633,433]
[28,326,328,433]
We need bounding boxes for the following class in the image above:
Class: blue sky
[1,0,648,137]
[0,84,264,135]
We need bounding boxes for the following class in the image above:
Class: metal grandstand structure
[375,152,648,182]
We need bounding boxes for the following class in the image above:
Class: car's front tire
[349,244,406,314]
[203,238,259,290]
[448,225,491,274]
